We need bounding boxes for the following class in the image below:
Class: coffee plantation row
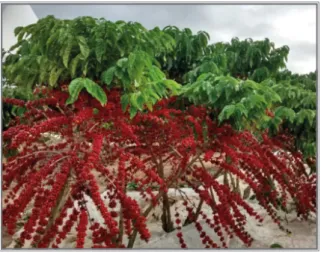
[2,16,316,248]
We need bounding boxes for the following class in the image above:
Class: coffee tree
[2,16,316,248]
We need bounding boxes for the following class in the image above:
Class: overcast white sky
[27,4,316,74]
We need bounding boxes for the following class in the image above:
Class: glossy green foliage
[158,27,212,82]
[3,16,181,118]
[271,81,316,110]
[203,37,289,80]
[265,79,316,157]
[275,70,317,92]
[183,56,225,83]
[101,50,181,117]
[182,74,281,130]
[66,78,107,106]
[3,16,176,90]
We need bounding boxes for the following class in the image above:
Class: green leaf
[120,94,129,112]
[130,93,143,111]
[196,73,210,82]
[116,58,128,68]
[95,38,105,63]
[102,122,113,129]
[235,103,248,118]
[70,54,82,78]
[127,181,138,190]
[218,104,236,122]
[242,80,259,91]
[149,66,166,81]
[134,80,140,88]
[270,243,283,248]
[244,94,267,110]
[66,78,85,105]
[115,67,126,79]
[147,89,161,100]
[101,67,116,85]
[274,106,296,123]
[16,107,26,116]
[271,116,283,127]
[82,61,89,76]
[129,106,137,119]
[77,36,90,59]
[146,101,153,111]
[93,108,99,115]
[14,26,23,37]
[295,109,315,126]
[49,67,63,87]
[83,78,107,106]
[200,61,218,74]
[163,79,181,90]
[127,51,151,82]
[136,93,145,110]
[153,82,167,97]
[63,37,73,68]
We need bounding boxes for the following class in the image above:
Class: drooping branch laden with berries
[2,86,316,248]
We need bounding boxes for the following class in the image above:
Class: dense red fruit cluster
[2,85,316,248]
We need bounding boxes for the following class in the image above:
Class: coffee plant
[2,16,316,249]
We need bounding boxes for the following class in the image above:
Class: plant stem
[118,187,126,245]
[158,155,174,233]
[223,171,229,187]
[128,151,202,248]
[6,150,62,164]
[236,177,240,194]
[183,199,204,226]
[229,172,237,192]
[37,174,71,247]
[127,203,154,248]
